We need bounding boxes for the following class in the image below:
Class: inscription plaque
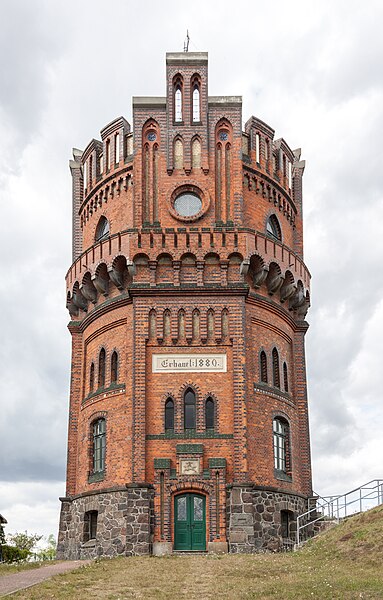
[152,354,227,373]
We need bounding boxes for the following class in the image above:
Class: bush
[1,545,30,563]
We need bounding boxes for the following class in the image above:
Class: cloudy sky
[1,0,382,540]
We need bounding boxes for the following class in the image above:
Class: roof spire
[183,30,190,52]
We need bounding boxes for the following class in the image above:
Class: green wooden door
[174,493,206,551]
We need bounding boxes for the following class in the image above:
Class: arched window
[92,418,106,473]
[184,388,196,429]
[272,348,280,389]
[89,362,95,393]
[266,215,282,241]
[273,417,290,474]
[83,161,87,191]
[98,348,106,389]
[205,397,214,430]
[165,398,174,431]
[174,138,184,169]
[191,138,201,169]
[106,139,110,170]
[283,362,289,393]
[260,351,268,383]
[95,216,110,242]
[114,133,119,164]
[111,351,118,384]
[175,86,182,122]
[192,85,200,122]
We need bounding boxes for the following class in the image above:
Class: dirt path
[0,561,92,597]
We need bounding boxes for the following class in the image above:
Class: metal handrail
[296,479,383,547]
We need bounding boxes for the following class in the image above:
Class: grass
[4,505,383,599]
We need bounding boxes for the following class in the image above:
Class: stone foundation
[57,485,154,560]
[228,485,309,553]
[57,484,309,558]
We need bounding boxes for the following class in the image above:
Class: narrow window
[174,138,183,169]
[260,351,268,383]
[272,348,280,388]
[205,397,214,430]
[84,510,98,542]
[95,217,110,242]
[265,139,269,161]
[266,215,282,241]
[184,388,196,429]
[89,155,93,187]
[115,132,120,164]
[89,362,95,393]
[98,348,106,389]
[106,139,110,170]
[192,138,201,169]
[255,133,260,163]
[165,398,174,431]
[99,154,103,175]
[175,87,182,122]
[273,417,290,473]
[288,162,292,189]
[281,510,290,538]
[111,351,118,384]
[93,418,106,472]
[83,161,87,191]
[283,362,289,393]
[192,85,200,122]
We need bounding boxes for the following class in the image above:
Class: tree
[7,532,42,553]
[37,534,56,561]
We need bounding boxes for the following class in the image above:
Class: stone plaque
[152,354,227,373]
[180,459,200,475]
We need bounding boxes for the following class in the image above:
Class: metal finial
[184,30,190,52]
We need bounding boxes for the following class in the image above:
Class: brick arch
[227,252,243,283]
[180,252,196,285]
[203,252,220,285]
[169,482,212,495]
[156,252,173,284]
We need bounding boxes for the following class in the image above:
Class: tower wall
[58,51,312,558]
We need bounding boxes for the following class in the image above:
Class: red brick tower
[57,51,312,558]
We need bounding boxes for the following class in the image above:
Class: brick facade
[57,51,313,558]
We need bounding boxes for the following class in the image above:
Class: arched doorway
[174,493,206,551]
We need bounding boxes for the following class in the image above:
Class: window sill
[274,469,292,482]
[88,471,105,483]
[82,539,96,548]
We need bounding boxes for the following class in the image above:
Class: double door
[174,493,206,551]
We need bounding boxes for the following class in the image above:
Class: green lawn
[5,505,383,599]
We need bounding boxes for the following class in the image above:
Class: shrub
[1,545,30,563]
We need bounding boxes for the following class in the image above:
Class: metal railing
[296,479,383,548]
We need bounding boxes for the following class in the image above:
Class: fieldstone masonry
[57,487,154,559]
[228,485,308,553]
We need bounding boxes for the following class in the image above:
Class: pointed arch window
[205,397,214,430]
[89,362,95,393]
[266,215,282,242]
[192,85,200,122]
[114,133,120,164]
[165,398,174,431]
[272,348,280,389]
[111,351,118,384]
[95,216,110,242]
[98,348,106,389]
[175,86,182,122]
[260,351,268,383]
[184,388,196,430]
[92,418,106,473]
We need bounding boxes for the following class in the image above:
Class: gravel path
[0,560,92,596]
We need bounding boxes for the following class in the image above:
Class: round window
[174,192,202,217]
